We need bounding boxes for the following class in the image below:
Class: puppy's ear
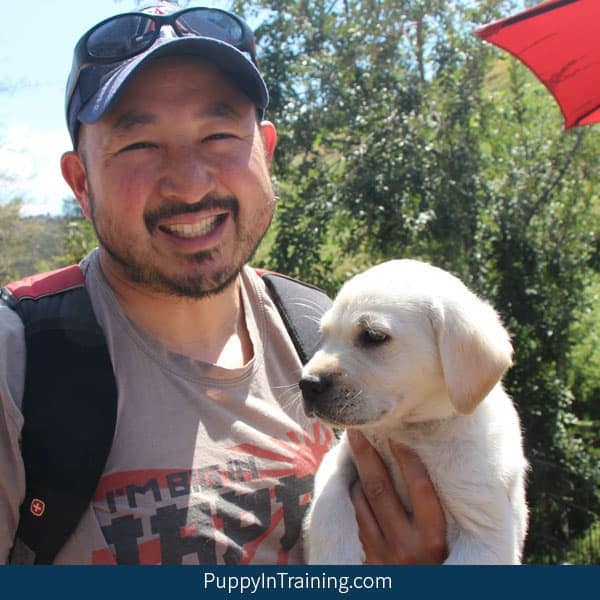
[433,295,513,415]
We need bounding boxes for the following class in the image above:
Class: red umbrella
[476,0,600,129]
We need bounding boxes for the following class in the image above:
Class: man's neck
[98,254,253,368]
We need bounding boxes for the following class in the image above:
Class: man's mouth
[159,214,227,238]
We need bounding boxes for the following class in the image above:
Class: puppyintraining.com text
[204,570,393,595]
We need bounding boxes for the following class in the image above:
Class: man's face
[62,56,277,297]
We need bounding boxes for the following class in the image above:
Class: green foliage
[0,199,26,283]
[0,199,69,284]
[60,197,98,265]
[479,63,599,563]
[0,196,97,285]
[570,271,600,421]
[564,519,600,565]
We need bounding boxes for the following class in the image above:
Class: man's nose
[159,148,215,200]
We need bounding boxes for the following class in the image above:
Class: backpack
[0,263,332,565]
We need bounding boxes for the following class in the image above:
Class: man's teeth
[164,216,222,238]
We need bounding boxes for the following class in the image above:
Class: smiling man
[61,55,278,366]
[0,2,446,565]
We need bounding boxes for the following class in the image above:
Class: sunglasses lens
[87,15,156,59]
[176,10,245,46]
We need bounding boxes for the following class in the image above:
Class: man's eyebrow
[196,102,244,120]
[110,103,246,134]
[111,111,158,133]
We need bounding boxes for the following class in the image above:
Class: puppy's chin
[310,410,376,429]
[305,401,392,430]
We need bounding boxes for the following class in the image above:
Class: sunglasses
[67,7,258,108]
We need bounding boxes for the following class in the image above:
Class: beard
[87,185,274,298]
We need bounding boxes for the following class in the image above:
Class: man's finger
[350,481,384,562]
[390,441,447,558]
[348,429,409,538]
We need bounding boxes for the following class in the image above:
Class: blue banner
[1,565,598,599]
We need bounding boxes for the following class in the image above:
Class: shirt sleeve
[0,303,26,563]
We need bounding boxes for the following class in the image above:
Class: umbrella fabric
[476,0,600,129]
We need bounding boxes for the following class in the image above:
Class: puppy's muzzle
[299,373,333,417]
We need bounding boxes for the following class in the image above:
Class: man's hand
[348,429,447,564]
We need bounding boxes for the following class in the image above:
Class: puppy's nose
[299,374,333,414]
[300,373,333,417]
[300,373,333,396]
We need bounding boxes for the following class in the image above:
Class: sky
[0,0,228,216]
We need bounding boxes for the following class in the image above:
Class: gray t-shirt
[0,250,332,564]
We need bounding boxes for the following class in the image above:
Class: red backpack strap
[2,265,118,564]
[4,264,85,302]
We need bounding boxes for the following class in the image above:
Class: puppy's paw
[308,531,364,565]
[305,495,365,564]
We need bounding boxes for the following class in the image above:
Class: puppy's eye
[358,329,390,348]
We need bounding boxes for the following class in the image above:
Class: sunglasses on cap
[66,6,259,112]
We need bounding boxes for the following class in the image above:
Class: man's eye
[203,133,236,142]
[119,142,156,153]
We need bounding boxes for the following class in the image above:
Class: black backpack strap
[2,265,118,564]
[259,271,332,364]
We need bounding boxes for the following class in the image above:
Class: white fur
[301,259,528,564]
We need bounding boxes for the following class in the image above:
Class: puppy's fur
[301,260,528,564]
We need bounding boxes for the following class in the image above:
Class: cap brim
[78,36,269,126]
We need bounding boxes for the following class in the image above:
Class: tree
[0,199,27,284]
[60,196,98,265]
[480,62,599,562]
[0,199,71,284]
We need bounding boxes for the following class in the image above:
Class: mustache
[144,195,239,231]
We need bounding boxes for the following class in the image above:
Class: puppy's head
[299,260,513,428]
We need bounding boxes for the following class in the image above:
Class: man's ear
[60,151,91,219]
[259,120,277,166]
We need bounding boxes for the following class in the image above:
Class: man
[0,2,446,564]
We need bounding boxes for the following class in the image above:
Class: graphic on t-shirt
[91,423,333,564]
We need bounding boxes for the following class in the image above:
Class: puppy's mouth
[307,406,373,429]
[302,389,380,428]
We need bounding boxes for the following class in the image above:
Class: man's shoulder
[0,283,27,416]
[0,294,25,338]
[0,255,108,348]
[2,265,84,304]
[1,251,99,323]
[1,265,90,331]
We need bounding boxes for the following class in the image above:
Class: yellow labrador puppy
[300,259,528,564]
